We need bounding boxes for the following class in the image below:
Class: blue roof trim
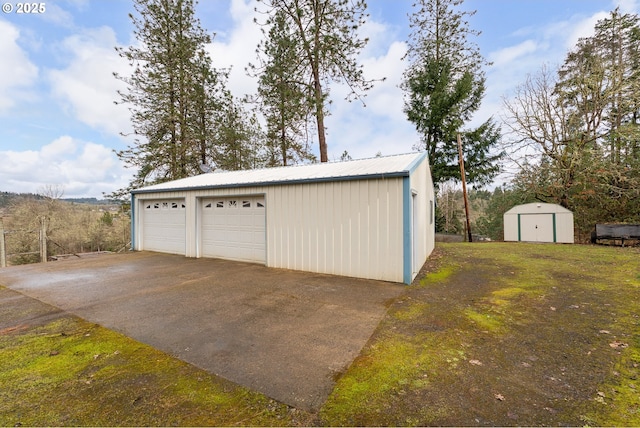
[406,151,428,174]
[402,177,412,285]
[131,171,409,195]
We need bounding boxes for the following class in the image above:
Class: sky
[0,0,638,198]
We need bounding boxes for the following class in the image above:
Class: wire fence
[0,217,48,267]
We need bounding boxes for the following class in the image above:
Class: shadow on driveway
[0,252,403,411]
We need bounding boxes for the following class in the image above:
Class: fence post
[0,218,6,268]
[40,216,48,263]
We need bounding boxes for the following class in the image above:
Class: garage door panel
[142,199,186,254]
[201,196,265,263]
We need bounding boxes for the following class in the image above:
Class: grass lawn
[1,242,639,426]
[321,243,640,426]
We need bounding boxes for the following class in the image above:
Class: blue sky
[0,0,637,198]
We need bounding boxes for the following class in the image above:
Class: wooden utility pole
[457,133,473,242]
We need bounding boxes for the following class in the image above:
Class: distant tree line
[2,194,130,265]
[498,8,640,240]
[437,8,640,242]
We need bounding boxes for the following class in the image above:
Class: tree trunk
[311,63,328,162]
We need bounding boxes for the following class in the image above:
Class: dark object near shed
[591,224,640,246]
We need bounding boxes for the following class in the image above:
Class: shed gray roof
[132,152,428,194]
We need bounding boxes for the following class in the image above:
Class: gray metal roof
[132,152,428,194]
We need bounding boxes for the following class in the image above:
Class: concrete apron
[0,252,404,411]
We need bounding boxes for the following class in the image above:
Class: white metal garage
[131,152,435,284]
[503,203,574,244]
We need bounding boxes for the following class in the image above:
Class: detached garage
[504,203,574,244]
[131,152,435,284]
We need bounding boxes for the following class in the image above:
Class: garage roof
[132,152,428,194]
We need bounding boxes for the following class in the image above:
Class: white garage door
[201,196,266,263]
[520,213,554,242]
[142,199,186,254]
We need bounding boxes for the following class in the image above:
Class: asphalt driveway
[0,252,403,411]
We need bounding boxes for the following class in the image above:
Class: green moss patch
[0,315,308,426]
[321,243,640,426]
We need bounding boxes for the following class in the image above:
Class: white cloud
[0,136,132,197]
[489,40,539,67]
[207,0,262,98]
[614,0,639,13]
[40,3,76,28]
[47,26,131,137]
[327,35,419,159]
[480,7,621,130]
[0,19,39,113]
[559,11,609,50]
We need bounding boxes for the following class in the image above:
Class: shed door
[142,199,186,254]
[520,214,554,242]
[201,196,265,263]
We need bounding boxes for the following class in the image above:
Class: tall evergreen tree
[403,0,502,187]
[249,9,314,166]
[113,0,225,195]
[212,92,266,171]
[257,0,376,162]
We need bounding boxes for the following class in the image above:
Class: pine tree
[113,0,225,195]
[249,9,314,166]
[403,0,502,187]
[257,0,376,162]
[212,92,266,171]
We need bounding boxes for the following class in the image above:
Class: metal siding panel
[556,213,575,243]
[409,161,430,277]
[402,177,412,284]
[295,184,304,269]
[303,184,312,272]
[368,180,380,279]
[503,213,518,241]
[185,194,196,257]
[388,179,402,280]
[385,180,397,280]
[266,186,280,266]
[350,181,361,276]
[318,182,328,273]
[340,181,350,275]
[357,181,368,278]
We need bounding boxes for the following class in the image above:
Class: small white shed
[503,203,574,244]
[130,152,435,284]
